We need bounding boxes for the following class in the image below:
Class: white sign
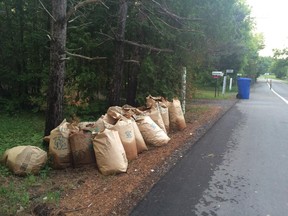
[212,71,224,77]
[226,69,234,74]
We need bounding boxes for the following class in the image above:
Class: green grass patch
[261,74,276,79]
[0,112,57,215]
[194,86,237,100]
[0,112,45,157]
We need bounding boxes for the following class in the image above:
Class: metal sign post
[212,71,223,97]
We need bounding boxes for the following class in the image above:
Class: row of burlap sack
[48,96,186,175]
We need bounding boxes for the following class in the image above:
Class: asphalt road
[130,79,288,216]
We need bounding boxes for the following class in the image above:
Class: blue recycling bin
[237,78,251,99]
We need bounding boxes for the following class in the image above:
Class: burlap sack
[136,115,170,146]
[168,98,186,130]
[49,119,79,169]
[111,118,137,161]
[69,130,96,167]
[2,146,47,175]
[131,120,148,153]
[93,129,128,175]
[145,107,167,134]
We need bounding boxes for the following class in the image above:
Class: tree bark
[44,0,67,139]
[126,47,140,106]
[108,0,128,106]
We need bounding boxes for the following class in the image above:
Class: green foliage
[0,112,45,157]
[0,182,30,215]
[270,59,288,79]
[270,48,288,79]
[0,0,263,114]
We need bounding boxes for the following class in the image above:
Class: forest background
[0,0,267,137]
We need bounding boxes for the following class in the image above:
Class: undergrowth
[0,112,60,215]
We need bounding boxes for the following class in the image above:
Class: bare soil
[30,99,236,216]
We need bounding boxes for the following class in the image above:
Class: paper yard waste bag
[107,106,124,120]
[145,95,162,108]
[93,129,128,175]
[131,120,148,153]
[111,118,138,161]
[77,117,105,134]
[103,113,117,125]
[136,115,170,146]
[168,98,186,130]
[145,95,169,133]
[2,146,47,175]
[145,106,167,134]
[158,102,170,133]
[49,119,79,169]
[69,130,96,167]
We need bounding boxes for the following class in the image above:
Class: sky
[246,0,288,56]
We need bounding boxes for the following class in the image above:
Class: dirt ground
[30,99,236,216]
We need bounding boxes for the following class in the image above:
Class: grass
[0,112,62,215]
[193,86,238,100]
[0,112,45,156]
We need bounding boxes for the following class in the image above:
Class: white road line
[267,82,288,105]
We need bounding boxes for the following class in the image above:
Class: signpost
[226,69,234,74]
[212,70,234,96]
[212,71,223,97]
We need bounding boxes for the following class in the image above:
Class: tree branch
[39,0,56,21]
[139,9,165,36]
[66,0,105,22]
[150,0,202,22]
[124,60,140,64]
[122,39,173,53]
[95,32,173,53]
[65,51,107,60]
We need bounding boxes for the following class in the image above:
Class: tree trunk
[44,0,67,139]
[126,47,140,106]
[108,0,128,106]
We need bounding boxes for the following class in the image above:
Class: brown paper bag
[131,120,148,153]
[49,119,79,169]
[136,115,170,146]
[111,118,138,161]
[168,98,186,130]
[145,106,167,134]
[69,130,96,167]
[158,102,170,133]
[3,146,47,175]
[93,129,128,175]
[77,117,105,134]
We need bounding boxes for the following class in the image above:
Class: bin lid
[238,77,251,81]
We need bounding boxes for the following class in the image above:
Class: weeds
[0,112,59,215]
